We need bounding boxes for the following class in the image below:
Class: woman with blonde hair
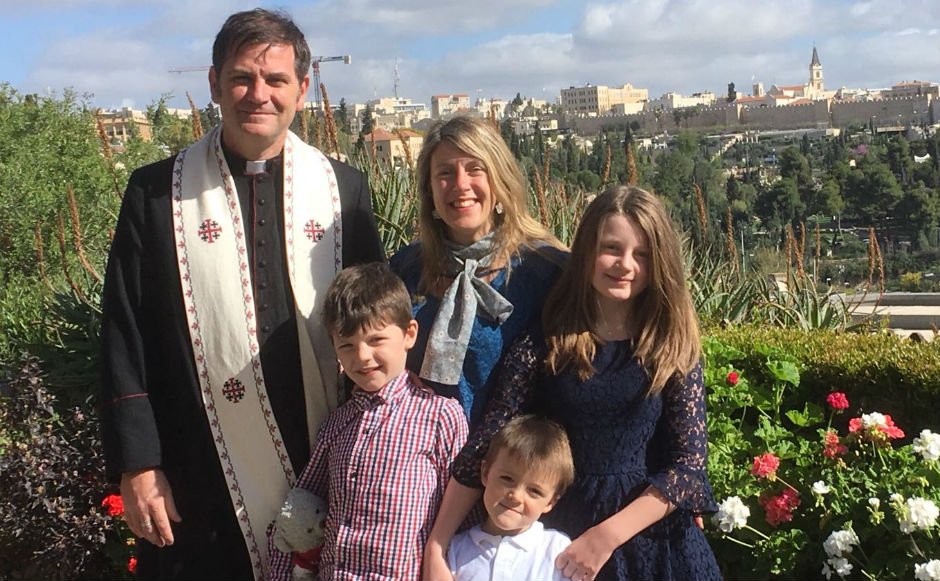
[425,185,721,580]
[389,115,565,423]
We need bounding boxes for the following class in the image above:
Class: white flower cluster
[899,497,940,534]
[812,481,831,495]
[860,412,888,429]
[913,429,940,462]
[915,560,940,581]
[822,529,859,579]
[713,496,750,533]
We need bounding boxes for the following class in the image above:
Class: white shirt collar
[468,520,546,552]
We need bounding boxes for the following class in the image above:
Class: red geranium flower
[127,556,137,574]
[726,371,739,386]
[750,452,780,479]
[826,392,849,410]
[849,412,905,441]
[101,494,124,517]
[759,488,801,527]
[823,430,847,458]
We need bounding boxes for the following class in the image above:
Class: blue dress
[453,332,722,581]
[389,242,566,424]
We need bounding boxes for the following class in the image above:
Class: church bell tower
[809,46,824,94]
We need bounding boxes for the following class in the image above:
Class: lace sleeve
[451,332,542,488]
[646,361,718,513]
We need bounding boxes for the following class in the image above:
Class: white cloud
[6,0,938,109]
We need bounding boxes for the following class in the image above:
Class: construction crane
[168,66,211,74]
[311,55,351,112]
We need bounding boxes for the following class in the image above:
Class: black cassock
[99,146,384,580]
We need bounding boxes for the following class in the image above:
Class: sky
[0,0,937,112]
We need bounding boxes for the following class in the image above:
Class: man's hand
[120,468,182,547]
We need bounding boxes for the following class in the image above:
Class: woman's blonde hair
[415,116,560,292]
[543,185,700,395]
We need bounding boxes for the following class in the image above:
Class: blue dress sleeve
[645,361,718,514]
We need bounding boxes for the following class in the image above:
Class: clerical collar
[220,141,283,177]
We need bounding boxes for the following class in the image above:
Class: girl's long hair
[414,116,561,293]
[543,185,700,396]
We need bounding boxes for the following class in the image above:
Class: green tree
[884,135,914,186]
[755,177,803,239]
[337,98,350,133]
[360,103,374,135]
[0,84,119,357]
[896,185,940,249]
[844,154,904,236]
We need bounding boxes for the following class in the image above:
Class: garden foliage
[704,336,940,580]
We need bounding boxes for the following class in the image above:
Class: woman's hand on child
[555,525,617,581]
[422,540,455,581]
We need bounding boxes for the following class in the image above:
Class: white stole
[171,127,342,579]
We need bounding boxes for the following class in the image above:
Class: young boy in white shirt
[447,415,575,581]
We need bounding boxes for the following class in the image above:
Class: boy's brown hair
[321,262,413,338]
[484,414,575,496]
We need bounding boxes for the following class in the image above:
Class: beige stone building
[431,94,470,119]
[363,128,423,167]
[97,107,152,143]
[560,83,648,116]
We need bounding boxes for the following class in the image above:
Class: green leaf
[766,359,801,386]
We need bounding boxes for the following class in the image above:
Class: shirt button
[258,218,266,226]
[257,198,265,206]
[258,259,267,268]
[262,325,271,333]
[258,282,267,290]
[258,239,267,247]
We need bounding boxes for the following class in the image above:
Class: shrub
[0,355,132,580]
[704,336,940,580]
[707,325,940,433]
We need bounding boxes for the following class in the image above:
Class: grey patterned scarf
[419,232,514,385]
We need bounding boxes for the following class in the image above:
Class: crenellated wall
[830,96,933,128]
[740,100,830,130]
[561,94,935,136]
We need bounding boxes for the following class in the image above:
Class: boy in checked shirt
[268,263,468,580]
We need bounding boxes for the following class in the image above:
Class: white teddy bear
[272,487,328,581]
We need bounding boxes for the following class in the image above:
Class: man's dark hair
[321,263,413,338]
[212,8,311,81]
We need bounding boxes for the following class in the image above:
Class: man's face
[209,42,309,159]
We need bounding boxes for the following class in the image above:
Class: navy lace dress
[453,332,722,581]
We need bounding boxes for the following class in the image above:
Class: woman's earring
[495,203,504,215]
[431,209,442,220]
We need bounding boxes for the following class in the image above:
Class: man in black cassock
[99,9,384,579]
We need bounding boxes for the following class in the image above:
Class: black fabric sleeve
[332,160,385,265]
[98,167,163,482]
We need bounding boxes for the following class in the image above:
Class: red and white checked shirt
[268,370,468,580]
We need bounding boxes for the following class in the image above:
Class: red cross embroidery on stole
[198,219,223,243]
[304,220,325,242]
[222,377,246,403]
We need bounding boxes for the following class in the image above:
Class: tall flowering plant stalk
[704,337,940,580]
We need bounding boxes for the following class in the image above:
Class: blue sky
[0,0,937,111]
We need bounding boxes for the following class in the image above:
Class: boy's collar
[350,370,410,409]
[469,520,545,551]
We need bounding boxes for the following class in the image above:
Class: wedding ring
[141,519,153,530]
